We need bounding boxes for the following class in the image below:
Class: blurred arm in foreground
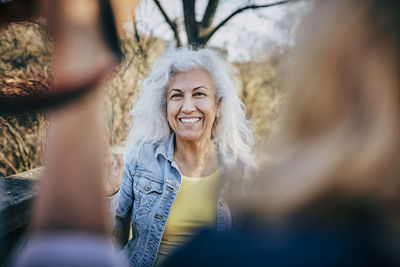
[15,90,124,267]
[11,0,130,266]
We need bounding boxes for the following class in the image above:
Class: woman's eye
[171,94,183,99]
[193,92,206,96]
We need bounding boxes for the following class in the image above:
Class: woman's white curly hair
[126,47,254,167]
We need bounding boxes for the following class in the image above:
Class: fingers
[103,153,123,196]
[104,155,114,169]
[101,135,111,155]
[115,154,123,170]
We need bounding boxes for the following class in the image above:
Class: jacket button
[145,185,152,191]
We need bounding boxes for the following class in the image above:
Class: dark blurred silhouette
[0,0,41,24]
[163,0,400,266]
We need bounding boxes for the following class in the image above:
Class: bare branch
[201,0,219,28]
[153,0,182,46]
[152,0,174,26]
[182,0,199,45]
[204,0,299,44]
[133,18,141,44]
[182,0,196,23]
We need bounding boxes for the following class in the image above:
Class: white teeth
[180,118,200,123]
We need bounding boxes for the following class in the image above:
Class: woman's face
[167,69,219,144]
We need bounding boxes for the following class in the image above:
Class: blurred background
[0,0,309,178]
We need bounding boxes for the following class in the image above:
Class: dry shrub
[235,55,287,143]
[0,21,52,79]
[0,22,50,177]
[0,113,47,177]
[103,32,165,145]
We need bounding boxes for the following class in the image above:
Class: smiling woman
[167,69,220,177]
[112,47,254,266]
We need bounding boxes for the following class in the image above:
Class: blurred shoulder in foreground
[163,0,400,266]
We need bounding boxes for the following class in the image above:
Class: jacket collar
[155,133,175,162]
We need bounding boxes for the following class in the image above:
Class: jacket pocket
[136,175,163,195]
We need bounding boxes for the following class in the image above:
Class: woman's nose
[182,96,195,113]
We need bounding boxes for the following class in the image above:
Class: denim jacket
[114,134,233,267]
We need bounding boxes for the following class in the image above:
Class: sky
[130,0,309,62]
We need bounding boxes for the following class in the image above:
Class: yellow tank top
[155,169,220,266]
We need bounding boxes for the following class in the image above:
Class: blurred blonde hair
[238,0,400,221]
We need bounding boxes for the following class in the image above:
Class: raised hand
[103,140,123,197]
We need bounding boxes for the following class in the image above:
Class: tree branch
[182,0,198,45]
[201,0,219,28]
[153,0,182,46]
[204,0,298,44]
[133,18,141,44]
[182,0,196,24]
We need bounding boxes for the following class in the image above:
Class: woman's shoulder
[123,140,170,183]
[123,139,169,167]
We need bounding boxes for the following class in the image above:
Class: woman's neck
[174,137,219,178]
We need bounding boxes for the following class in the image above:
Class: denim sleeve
[113,159,136,247]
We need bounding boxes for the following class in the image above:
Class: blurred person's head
[236,0,400,228]
[126,47,254,167]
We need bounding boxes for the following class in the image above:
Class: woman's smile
[179,117,201,125]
